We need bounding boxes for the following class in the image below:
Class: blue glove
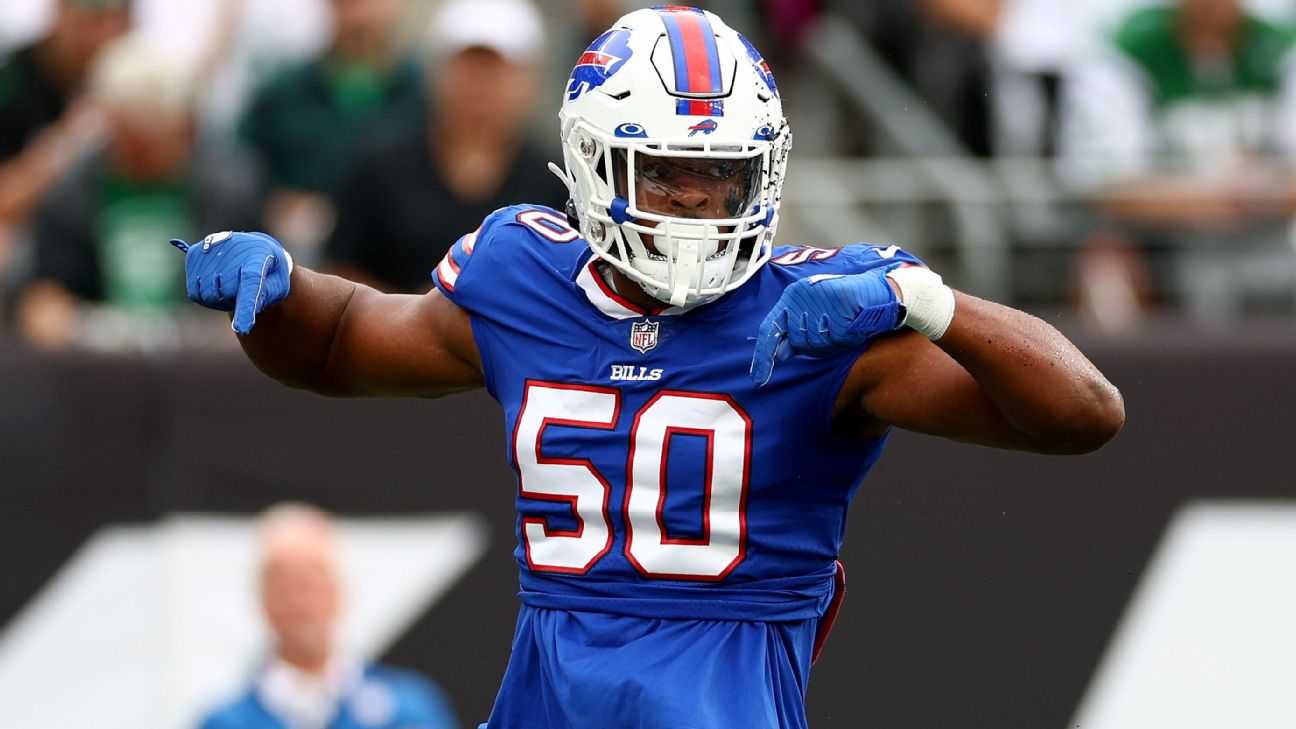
[169,231,292,335]
[750,268,903,387]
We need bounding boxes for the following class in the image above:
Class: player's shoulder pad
[432,203,582,303]
[767,242,926,277]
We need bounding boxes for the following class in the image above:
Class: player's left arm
[838,291,1125,454]
[750,257,1124,454]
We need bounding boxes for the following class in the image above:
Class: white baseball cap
[428,0,544,63]
[91,34,197,120]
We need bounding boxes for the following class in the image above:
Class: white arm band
[886,266,956,340]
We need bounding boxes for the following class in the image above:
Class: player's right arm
[173,231,483,398]
[241,269,482,397]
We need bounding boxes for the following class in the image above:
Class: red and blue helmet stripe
[654,6,725,116]
[676,99,723,116]
[737,33,778,97]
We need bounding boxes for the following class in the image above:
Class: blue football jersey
[435,205,928,728]
[433,205,923,623]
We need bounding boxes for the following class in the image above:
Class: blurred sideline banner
[1,327,1295,728]
[1072,501,1296,729]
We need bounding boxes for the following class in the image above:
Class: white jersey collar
[576,259,688,320]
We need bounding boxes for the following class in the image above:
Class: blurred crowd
[785,0,1296,331]
[3,0,1296,349]
[0,0,597,350]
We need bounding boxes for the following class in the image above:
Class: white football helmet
[554,6,791,308]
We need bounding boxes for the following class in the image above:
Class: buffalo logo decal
[567,29,635,101]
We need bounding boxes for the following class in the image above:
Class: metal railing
[792,14,1013,301]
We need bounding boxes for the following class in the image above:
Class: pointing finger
[231,255,273,335]
[750,305,789,387]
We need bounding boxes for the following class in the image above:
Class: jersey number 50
[513,381,752,581]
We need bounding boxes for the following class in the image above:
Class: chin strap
[547,162,573,192]
[669,238,702,307]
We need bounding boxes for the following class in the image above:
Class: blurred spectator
[573,0,629,41]
[240,0,425,263]
[15,34,264,349]
[989,0,1141,156]
[325,0,566,293]
[198,503,460,729]
[759,0,823,56]
[832,0,997,156]
[0,0,128,287]
[1059,0,1296,327]
[189,0,332,135]
[0,0,128,221]
[0,0,53,56]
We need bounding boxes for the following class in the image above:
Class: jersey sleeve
[431,204,581,314]
[430,206,509,311]
[430,204,582,402]
[768,242,927,277]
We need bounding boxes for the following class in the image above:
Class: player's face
[626,151,760,221]
[611,149,761,256]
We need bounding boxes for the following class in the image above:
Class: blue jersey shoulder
[432,204,586,309]
[766,242,926,279]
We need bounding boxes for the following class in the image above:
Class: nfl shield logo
[630,320,659,353]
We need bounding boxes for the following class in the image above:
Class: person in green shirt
[17,35,264,350]
[0,0,129,323]
[0,0,129,229]
[240,0,425,263]
[1059,0,1296,327]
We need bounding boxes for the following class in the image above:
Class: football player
[173,7,1124,728]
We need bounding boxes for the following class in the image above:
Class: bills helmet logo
[688,119,718,136]
[737,34,778,97]
[630,320,660,353]
[567,29,634,101]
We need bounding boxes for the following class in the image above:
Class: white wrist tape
[281,247,294,275]
[886,265,956,340]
